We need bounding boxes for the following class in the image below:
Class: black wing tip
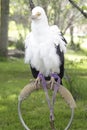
[60,32,67,44]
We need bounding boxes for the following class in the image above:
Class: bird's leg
[50,73,61,90]
[50,73,61,106]
[37,73,55,130]
[37,73,51,110]
[49,73,61,130]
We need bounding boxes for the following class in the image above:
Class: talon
[50,77,56,90]
[35,77,41,89]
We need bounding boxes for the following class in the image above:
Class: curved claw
[50,73,61,90]
[50,77,56,90]
[35,77,41,89]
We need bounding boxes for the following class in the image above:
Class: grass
[0,51,87,130]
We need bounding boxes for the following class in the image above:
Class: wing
[50,25,67,81]
[50,25,67,53]
[60,31,67,44]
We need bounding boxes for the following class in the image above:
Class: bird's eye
[36,12,41,16]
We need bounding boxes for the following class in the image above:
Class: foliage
[15,40,24,51]
[15,34,24,51]
[9,0,29,27]
[64,50,87,100]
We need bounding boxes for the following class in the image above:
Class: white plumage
[25,6,66,77]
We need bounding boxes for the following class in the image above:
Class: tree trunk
[70,25,74,47]
[0,0,9,57]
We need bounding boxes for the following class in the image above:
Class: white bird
[25,6,67,86]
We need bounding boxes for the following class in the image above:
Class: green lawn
[0,51,87,130]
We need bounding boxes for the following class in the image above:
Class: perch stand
[18,80,76,130]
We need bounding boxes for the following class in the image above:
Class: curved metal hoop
[18,81,76,130]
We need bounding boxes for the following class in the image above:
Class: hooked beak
[31,12,41,20]
[31,14,37,20]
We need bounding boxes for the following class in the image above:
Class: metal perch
[18,80,76,130]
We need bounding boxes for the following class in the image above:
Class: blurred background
[0,0,87,57]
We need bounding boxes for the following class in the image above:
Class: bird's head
[31,6,47,22]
